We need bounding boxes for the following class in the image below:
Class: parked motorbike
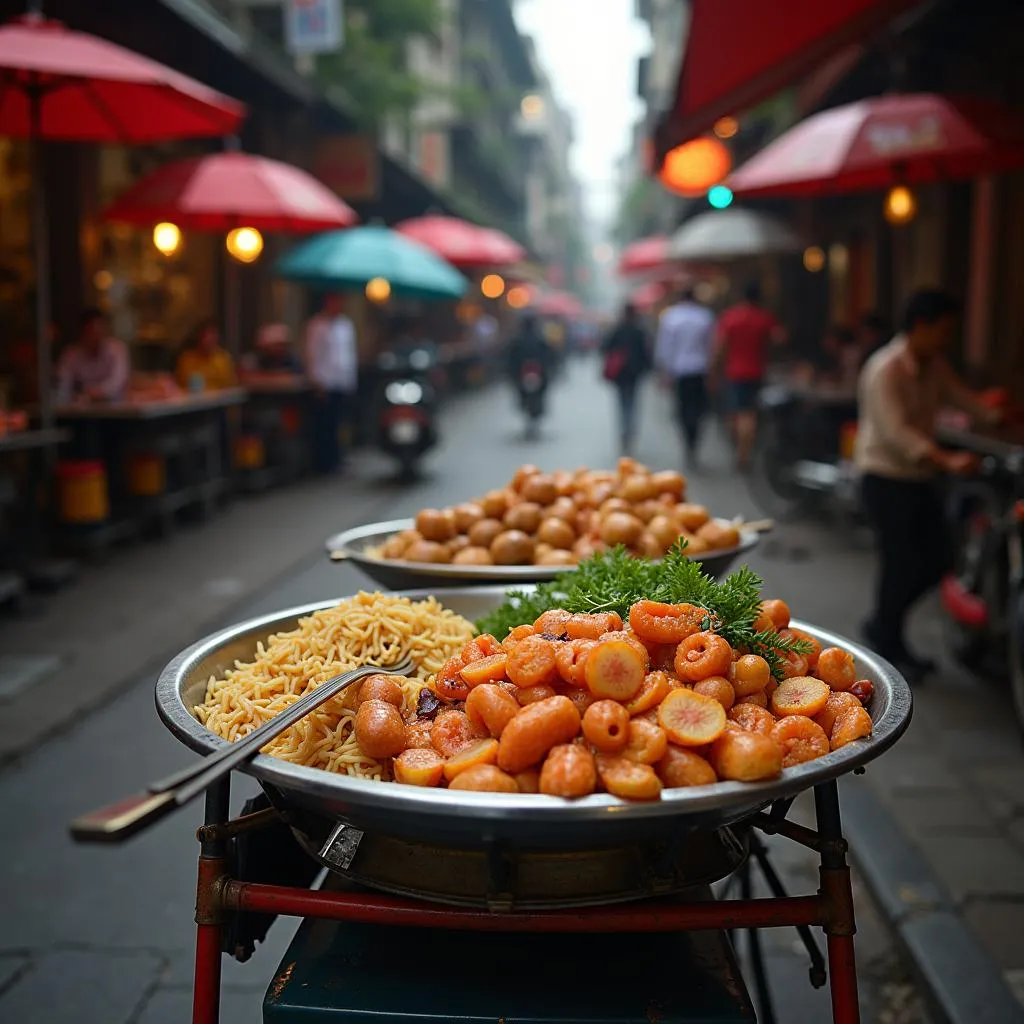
[375,347,438,477]
[941,448,1024,736]
[517,359,547,439]
[746,384,861,529]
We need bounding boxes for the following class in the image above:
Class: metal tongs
[70,656,415,844]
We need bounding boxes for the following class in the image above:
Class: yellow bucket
[57,461,109,524]
[128,453,166,496]
[839,422,858,461]
[235,434,265,470]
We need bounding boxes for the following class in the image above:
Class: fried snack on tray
[196,552,876,802]
[368,457,742,567]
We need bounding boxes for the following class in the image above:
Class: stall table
[239,376,312,490]
[0,427,73,602]
[56,390,246,548]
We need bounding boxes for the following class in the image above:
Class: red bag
[603,349,627,382]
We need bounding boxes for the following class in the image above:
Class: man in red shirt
[713,282,784,469]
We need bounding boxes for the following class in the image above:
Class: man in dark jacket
[602,302,651,454]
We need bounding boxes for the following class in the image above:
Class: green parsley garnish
[475,543,811,679]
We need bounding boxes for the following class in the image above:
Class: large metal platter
[156,587,912,850]
[325,518,760,588]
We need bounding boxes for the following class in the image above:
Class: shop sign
[285,0,343,55]
[313,135,379,201]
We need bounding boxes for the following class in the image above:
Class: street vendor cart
[72,585,910,1024]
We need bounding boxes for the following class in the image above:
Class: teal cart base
[264,912,755,1023]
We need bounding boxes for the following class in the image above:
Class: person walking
[304,294,358,474]
[856,289,999,681]
[653,286,715,468]
[713,282,784,470]
[602,301,651,454]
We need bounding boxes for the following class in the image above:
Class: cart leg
[814,781,860,1024]
[741,857,777,1024]
[193,778,231,1024]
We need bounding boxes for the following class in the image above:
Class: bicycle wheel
[1006,530,1024,741]
[744,417,808,523]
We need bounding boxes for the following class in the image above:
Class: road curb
[839,777,1024,1024]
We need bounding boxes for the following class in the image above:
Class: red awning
[655,0,921,158]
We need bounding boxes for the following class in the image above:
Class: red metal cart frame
[191,777,860,1024]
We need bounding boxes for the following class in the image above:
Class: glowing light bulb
[365,277,391,303]
[884,185,917,225]
[153,222,181,256]
[226,227,263,263]
[480,273,505,299]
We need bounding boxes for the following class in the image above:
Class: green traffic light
[708,185,733,209]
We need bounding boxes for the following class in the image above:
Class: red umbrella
[105,151,358,352]
[0,13,243,140]
[617,235,670,276]
[0,12,245,427]
[730,93,1024,196]
[394,215,526,268]
[104,151,358,232]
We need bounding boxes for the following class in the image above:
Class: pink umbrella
[105,151,358,350]
[618,235,670,276]
[535,291,584,318]
[394,215,526,268]
[0,12,245,426]
[104,151,358,232]
[730,93,1024,196]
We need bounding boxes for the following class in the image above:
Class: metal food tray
[156,587,911,850]
[325,518,760,588]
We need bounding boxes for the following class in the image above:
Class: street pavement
[3,356,1016,1021]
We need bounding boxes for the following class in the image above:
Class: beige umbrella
[667,207,801,261]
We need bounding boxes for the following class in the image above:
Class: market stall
[0,423,71,604]
[55,388,246,547]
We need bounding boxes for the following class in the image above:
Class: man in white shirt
[654,286,716,467]
[56,308,130,403]
[304,294,358,473]
[856,288,998,679]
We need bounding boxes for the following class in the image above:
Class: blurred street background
[1,0,1024,1022]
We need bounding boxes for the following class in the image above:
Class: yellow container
[839,422,858,461]
[57,461,109,524]
[235,434,265,470]
[127,453,166,497]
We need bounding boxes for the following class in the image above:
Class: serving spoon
[70,656,415,844]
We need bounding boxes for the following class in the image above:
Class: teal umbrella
[276,225,468,300]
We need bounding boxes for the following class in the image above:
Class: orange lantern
[658,137,733,197]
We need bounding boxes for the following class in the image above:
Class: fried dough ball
[468,517,504,549]
[453,546,494,566]
[537,517,576,549]
[536,548,577,567]
[453,502,485,533]
[415,508,456,543]
[675,503,710,531]
[504,501,543,535]
[490,529,535,565]
[521,473,559,506]
[697,520,741,549]
[600,512,645,547]
[403,539,452,564]
[480,490,511,519]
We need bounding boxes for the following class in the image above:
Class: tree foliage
[315,0,443,127]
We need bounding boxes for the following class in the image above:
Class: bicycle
[941,445,1024,738]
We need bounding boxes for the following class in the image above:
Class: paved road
[0,359,938,1022]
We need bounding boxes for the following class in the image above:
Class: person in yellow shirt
[175,320,237,392]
